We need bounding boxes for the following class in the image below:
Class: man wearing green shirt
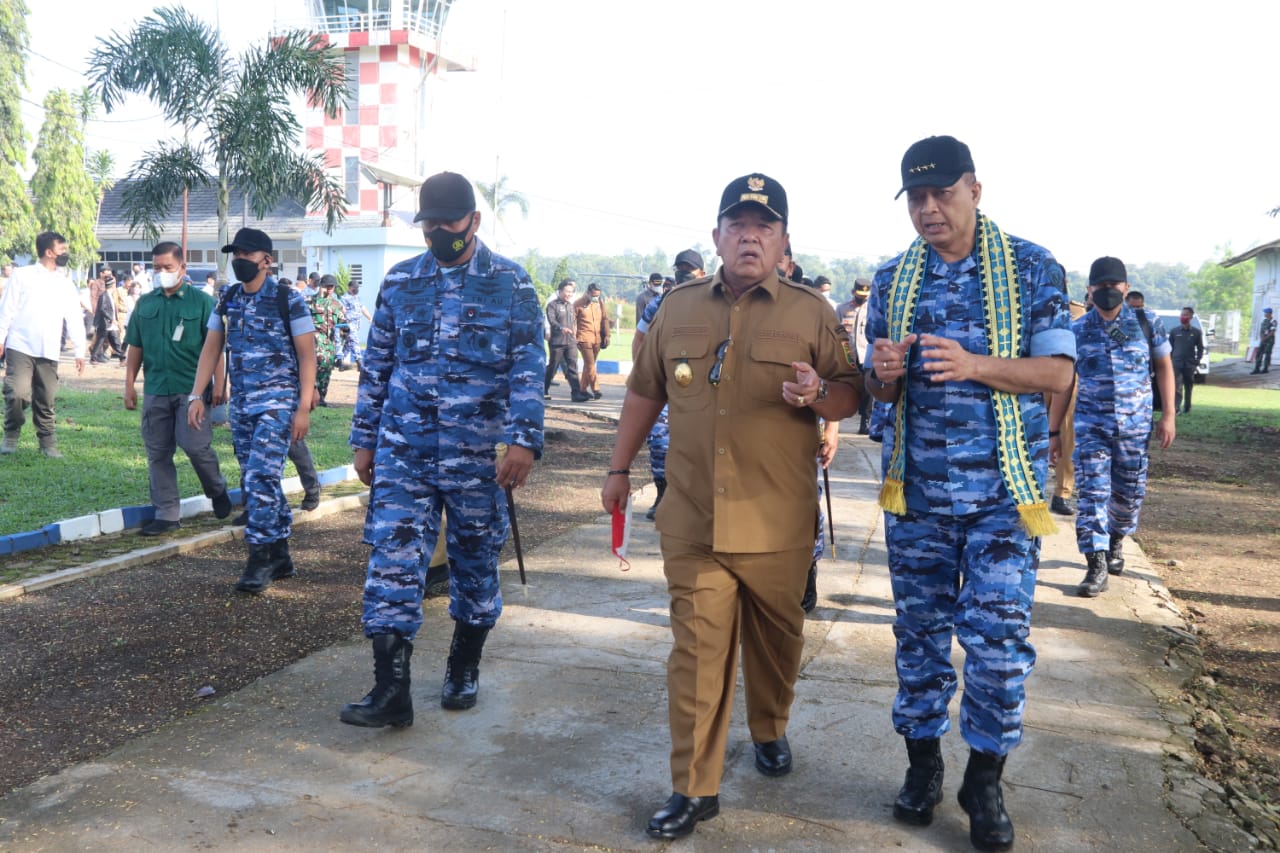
[124,242,232,535]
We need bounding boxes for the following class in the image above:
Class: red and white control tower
[294,0,472,219]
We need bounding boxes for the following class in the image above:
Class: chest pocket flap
[747,336,808,403]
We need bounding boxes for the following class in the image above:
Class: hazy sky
[23,0,1280,276]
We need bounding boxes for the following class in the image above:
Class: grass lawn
[1169,384,1279,441]
[0,389,356,536]
[598,330,635,363]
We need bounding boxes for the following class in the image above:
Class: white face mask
[154,270,181,291]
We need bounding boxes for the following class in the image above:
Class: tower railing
[284,0,455,39]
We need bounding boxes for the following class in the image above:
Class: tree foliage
[0,0,36,260]
[1189,245,1256,328]
[86,5,349,265]
[30,89,100,269]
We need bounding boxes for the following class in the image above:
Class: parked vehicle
[1150,309,1210,383]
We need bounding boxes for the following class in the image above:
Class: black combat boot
[645,477,667,521]
[894,737,945,826]
[957,749,1014,852]
[269,538,295,580]
[423,558,451,598]
[1077,551,1109,597]
[441,621,490,710]
[801,561,818,613]
[340,633,414,728]
[235,543,275,593]
[1106,532,1125,575]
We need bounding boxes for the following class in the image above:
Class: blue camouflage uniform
[351,240,545,640]
[637,292,671,477]
[1070,306,1169,554]
[867,237,1073,756]
[339,292,364,366]
[646,405,669,480]
[209,276,314,546]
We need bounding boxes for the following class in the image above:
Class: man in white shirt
[0,232,87,457]
[132,262,153,294]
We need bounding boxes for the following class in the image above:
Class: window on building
[345,156,360,206]
[344,52,360,126]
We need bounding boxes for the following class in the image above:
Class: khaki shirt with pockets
[629,270,861,553]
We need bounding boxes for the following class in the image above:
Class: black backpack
[214,282,299,400]
[1133,308,1162,411]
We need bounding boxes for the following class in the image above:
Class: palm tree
[87,150,116,229]
[87,6,348,268]
[474,174,529,245]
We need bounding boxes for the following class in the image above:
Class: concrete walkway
[0,432,1206,851]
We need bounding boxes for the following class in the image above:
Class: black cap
[1089,256,1128,286]
[674,249,704,270]
[718,173,787,225]
[853,278,871,295]
[319,274,338,288]
[896,136,975,199]
[648,272,664,284]
[587,282,602,293]
[221,227,273,255]
[414,171,476,223]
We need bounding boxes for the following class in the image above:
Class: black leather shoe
[592,390,603,400]
[1049,496,1074,515]
[212,490,233,519]
[139,519,181,536]
[230,510,248,527]
[645,793,720,839]
[754,736,792,777]
[570,391,592,402]
[300,491,321,511]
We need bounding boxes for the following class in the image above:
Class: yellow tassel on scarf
[878,478,906,516]
[1018,503,1057,537]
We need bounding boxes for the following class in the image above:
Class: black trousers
[1174,365,1196,412]
[544,343,581,394]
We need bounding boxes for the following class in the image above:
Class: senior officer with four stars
[1050,256,1175,599]
[601,174,860,840]
[865,135,1074,852]
[341,171,545,730]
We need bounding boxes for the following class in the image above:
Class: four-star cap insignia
[907,162,937,174]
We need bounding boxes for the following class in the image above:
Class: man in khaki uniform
[574,282,610,398]
[1049,296,1089,514]
[601,173,861,840]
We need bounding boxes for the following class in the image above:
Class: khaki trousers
[1046,385,1077,499]
[660,534,810,796]
[577,343,600,393]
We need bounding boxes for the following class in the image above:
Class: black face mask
[54,253,70,267]
[231,258,261,284]
[1092,287,1124,312]
[854,294,867,305]
[426,224,472,265]
[674,269,694,284]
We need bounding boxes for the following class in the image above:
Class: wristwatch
[187,393,202,404]
[814,379,829,403]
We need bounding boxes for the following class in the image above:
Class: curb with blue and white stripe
[0,464,358,557]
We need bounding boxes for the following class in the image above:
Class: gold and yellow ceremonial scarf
[878,213,1056,536]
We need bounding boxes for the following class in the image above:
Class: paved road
[0,426,1210,851]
